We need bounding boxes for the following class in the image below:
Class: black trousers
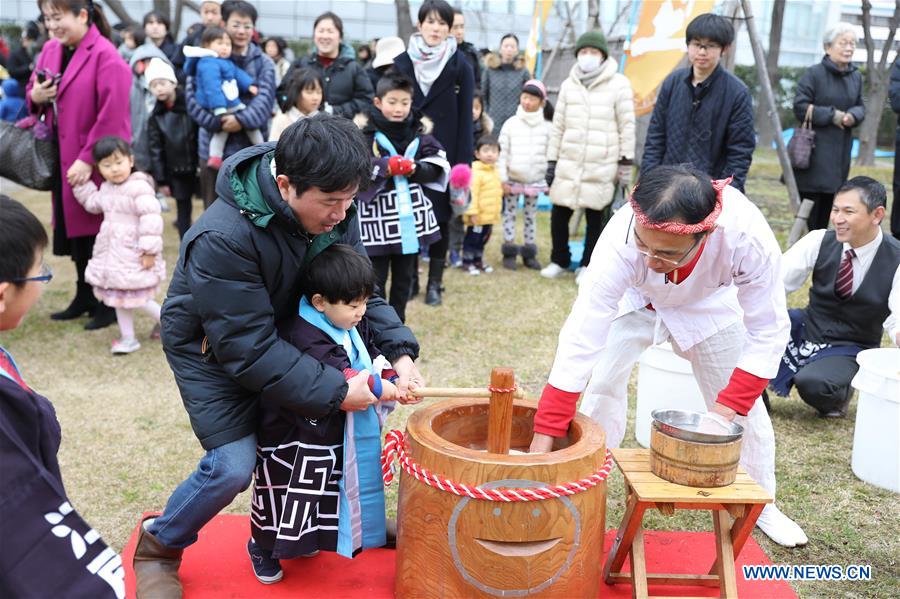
[801,191,836,231]
[892,127,900,240]
[370,253,417,323]
[793,354,859,414]
[462,224,493,265]
[427,220,449,285]
[170,174,196,239]
[550,205,610,268]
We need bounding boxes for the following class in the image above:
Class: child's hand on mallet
[380,379,401,402]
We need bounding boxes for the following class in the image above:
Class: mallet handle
[409,386,525,399]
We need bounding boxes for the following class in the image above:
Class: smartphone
[36,71,46,83]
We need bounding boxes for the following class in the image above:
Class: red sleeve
[533,383,581,437]
[382,368,399,381]
[716,368,768,415]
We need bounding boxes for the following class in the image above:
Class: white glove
[696,411,732,435]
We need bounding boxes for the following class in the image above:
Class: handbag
[0,111,58,191]
[787,104,816,170]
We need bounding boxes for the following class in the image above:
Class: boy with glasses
[0,195,124,598]
[641,13,755,192]
[530,166,809,549]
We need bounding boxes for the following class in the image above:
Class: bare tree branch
[862,0,876,75]
[103,0,136,25]
[395,0,414,43]
[605,1,632,38]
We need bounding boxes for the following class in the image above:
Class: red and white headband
[629,176,732,235]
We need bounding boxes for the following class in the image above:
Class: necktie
[835,248,856,299]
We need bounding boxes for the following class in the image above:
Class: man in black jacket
[640,13,755,191]
[889,59,900,240]
[452,8,482,89]
[132,116,424,598]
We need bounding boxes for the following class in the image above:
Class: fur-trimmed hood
[353,111,434,136]
[484,52,526,71]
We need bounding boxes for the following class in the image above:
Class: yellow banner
[624,0,715,116]
[525,0,554,77]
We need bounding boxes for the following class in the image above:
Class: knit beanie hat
[145,57,177,84]
[575,30,608,57]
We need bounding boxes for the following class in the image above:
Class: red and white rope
[381,430,613,502]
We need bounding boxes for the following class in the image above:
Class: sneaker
[247,539,283,584]
[479,263,494,273]
[540,262,566,279]
[466,265,481,276]
[448,250,463,268]
[755,504,808,547]
[111,338,141,355]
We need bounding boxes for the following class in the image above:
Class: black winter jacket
[791,56,865,194]
[458,41,482,90]
[280,53,374,118]
[148,91,198,184]
[641,65,755,191]
[392,50,474,221]
[160,143,419,450]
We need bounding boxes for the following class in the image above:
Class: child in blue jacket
[183,26,263,169]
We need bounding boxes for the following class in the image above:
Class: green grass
[2,155,899,597]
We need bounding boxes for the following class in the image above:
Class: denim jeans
[148,433,257,549]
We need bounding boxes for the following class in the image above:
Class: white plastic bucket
[635,343,707,448]
[850,348,900,493]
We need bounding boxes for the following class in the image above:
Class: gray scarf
[575,60,606,88]
[407,34,457,97]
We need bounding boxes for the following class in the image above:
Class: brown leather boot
[133,519,183,599]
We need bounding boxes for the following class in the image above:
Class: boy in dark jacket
[146,57,199,239]
[132,115,425,597]
[0,196,124,598]
[356,71,449,322]
[249,244,406,583]
[640,13,755,191]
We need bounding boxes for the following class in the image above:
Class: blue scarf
[374,131,421,255]
[298,297,387,557]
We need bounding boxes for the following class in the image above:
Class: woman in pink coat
[27,0,132,330]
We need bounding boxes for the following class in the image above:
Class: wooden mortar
[394,369,607,598]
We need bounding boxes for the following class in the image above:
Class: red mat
[123,514,796,598]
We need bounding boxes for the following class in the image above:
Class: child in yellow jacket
[463,136,503,274]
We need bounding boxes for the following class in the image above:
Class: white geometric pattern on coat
[251,441,342,542]
[357,186,440,249]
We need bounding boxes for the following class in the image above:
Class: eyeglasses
[626,215,704,267]
[688,41,722,53]
[10,264,53,284]
[834,39,857,49]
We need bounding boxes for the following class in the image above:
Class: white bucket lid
[851,348,900,403]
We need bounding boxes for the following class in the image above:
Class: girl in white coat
[541,30,635,284]
[497,79,553,270]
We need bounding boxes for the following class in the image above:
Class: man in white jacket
[530,165,808,548]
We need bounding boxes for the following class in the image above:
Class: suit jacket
[26,25,132,238]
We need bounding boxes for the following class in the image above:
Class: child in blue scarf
[355,71,449,322]
[248,244,402,584]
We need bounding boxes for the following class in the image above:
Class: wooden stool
[603,448,772,599]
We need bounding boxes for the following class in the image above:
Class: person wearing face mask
[641,14,755,193]
[541,30,635,285]
[481,33,530,132]
[278,11,374,119]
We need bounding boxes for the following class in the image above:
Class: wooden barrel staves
[649,427,742,487]
[394,370,607,598]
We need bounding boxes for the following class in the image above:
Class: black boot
[521,243,542,270]
[501,243,519,270]
[84,302,117,330]
[51,281,98,320]
[424,281,442,306]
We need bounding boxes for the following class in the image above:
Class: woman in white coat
[530,165,809,549]
[541,31,635,284]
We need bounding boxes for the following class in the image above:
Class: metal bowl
[651,409,744,444]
